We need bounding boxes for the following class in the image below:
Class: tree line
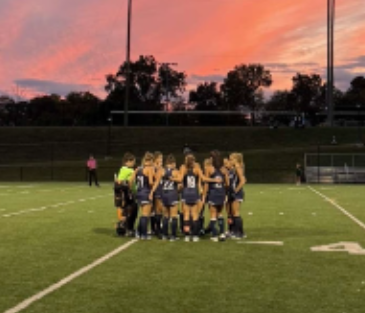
[1,55,364,126]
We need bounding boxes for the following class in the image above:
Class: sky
[0,0,364,100]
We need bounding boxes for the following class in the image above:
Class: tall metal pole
[124,0,132,127]
[327,0,335,127]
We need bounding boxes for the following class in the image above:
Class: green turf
[1,183,365,313]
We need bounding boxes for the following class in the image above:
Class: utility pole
[124,0,132,127]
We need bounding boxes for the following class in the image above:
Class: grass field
[1,183,365,313]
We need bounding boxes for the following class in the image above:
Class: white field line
[3,239,138,313]
[308,186,365,231]
[0,186,88,196]
[1,194,113,218]
[238,241,284,246]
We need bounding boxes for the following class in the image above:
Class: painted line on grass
[308,186,365,231]
[238,241,284,246]
[1,194,113,218]
[2,239,138,313]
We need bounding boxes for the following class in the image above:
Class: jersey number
[187,176,196,188]
[137,176,144,188]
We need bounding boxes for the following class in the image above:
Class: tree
[265,90,295,111]
[65,92,101,125]
[342,76,365,108]
[291,73,322,112]
[221,64,272,111]
[105,55,187,112]
[189,82,222,111]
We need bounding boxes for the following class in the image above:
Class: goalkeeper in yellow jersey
[114,152,137,236]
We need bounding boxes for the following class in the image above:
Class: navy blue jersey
[230,168,244,201]
[136,167,151,204]
[162,168,178,191]
[161,168,179,207]
[182,169,200,205]
[208,168,226,206]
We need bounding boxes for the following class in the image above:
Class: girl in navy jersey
[229,152,246,239]
[130,152,155,240]
[152,151,164,238]
[204,150,229,242]
[224,157,235,237]
[180,154,221,242]
[150,154,181,241]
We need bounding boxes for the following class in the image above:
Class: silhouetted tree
[221,64,272,111]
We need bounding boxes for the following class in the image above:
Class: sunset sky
[0,0,364,99]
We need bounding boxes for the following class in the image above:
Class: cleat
[170,237,178,242]
[219,234,226,242]
[192,236,200,242]
[185,236,190,242]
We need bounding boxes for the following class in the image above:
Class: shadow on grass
[93,227,116,237]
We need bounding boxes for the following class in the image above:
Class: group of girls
[116,149,246,242]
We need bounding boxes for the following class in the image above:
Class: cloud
[14,79,94,97]
[0,0,364,98]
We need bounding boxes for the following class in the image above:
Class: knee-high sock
[210,220,218,237]
[171,217,178,238]
[179,212,184,233]
[150,215,156,233]
[192,220,200,237]
[199,215,205,233]
[155,214,162,236]
[218,217,225,235]
[140,216,148,237]
[234,216,243,236]
[162,217,169,237]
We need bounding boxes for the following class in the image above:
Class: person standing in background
[296,163,303,186]
[87,155,100,187]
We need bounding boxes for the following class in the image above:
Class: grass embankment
[0,127,364,182]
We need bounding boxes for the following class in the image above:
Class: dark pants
[89,169,99,186]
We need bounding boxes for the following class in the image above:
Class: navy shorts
[162,190,179,207]
[137,191,151,206]
[182,190,200,205]
[208,193,225,206]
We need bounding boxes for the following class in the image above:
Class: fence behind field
[305,153,365,183]
[0,165,295,184]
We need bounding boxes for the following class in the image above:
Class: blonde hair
[203,158,213,166]
[231,153,245,174]
[142,151,154,165]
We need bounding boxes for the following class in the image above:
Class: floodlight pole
[326,0,335,127]
[124,0,132,127]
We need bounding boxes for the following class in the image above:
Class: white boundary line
[3,239,138,313]
[238,241,284,246]
[308,186,365,231]
[1,194,112,218]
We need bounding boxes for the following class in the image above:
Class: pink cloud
[0,0,364,98]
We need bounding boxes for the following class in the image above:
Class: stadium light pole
[326,0,335,127]
[124,0,132,127]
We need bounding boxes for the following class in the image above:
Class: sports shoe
[219,234,226,242]
[192,236,199,242]
[210,237,219,242]
[170,237,178,242]
[185,236,190,242]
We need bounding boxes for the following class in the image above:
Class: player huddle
[114,150,246,242]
